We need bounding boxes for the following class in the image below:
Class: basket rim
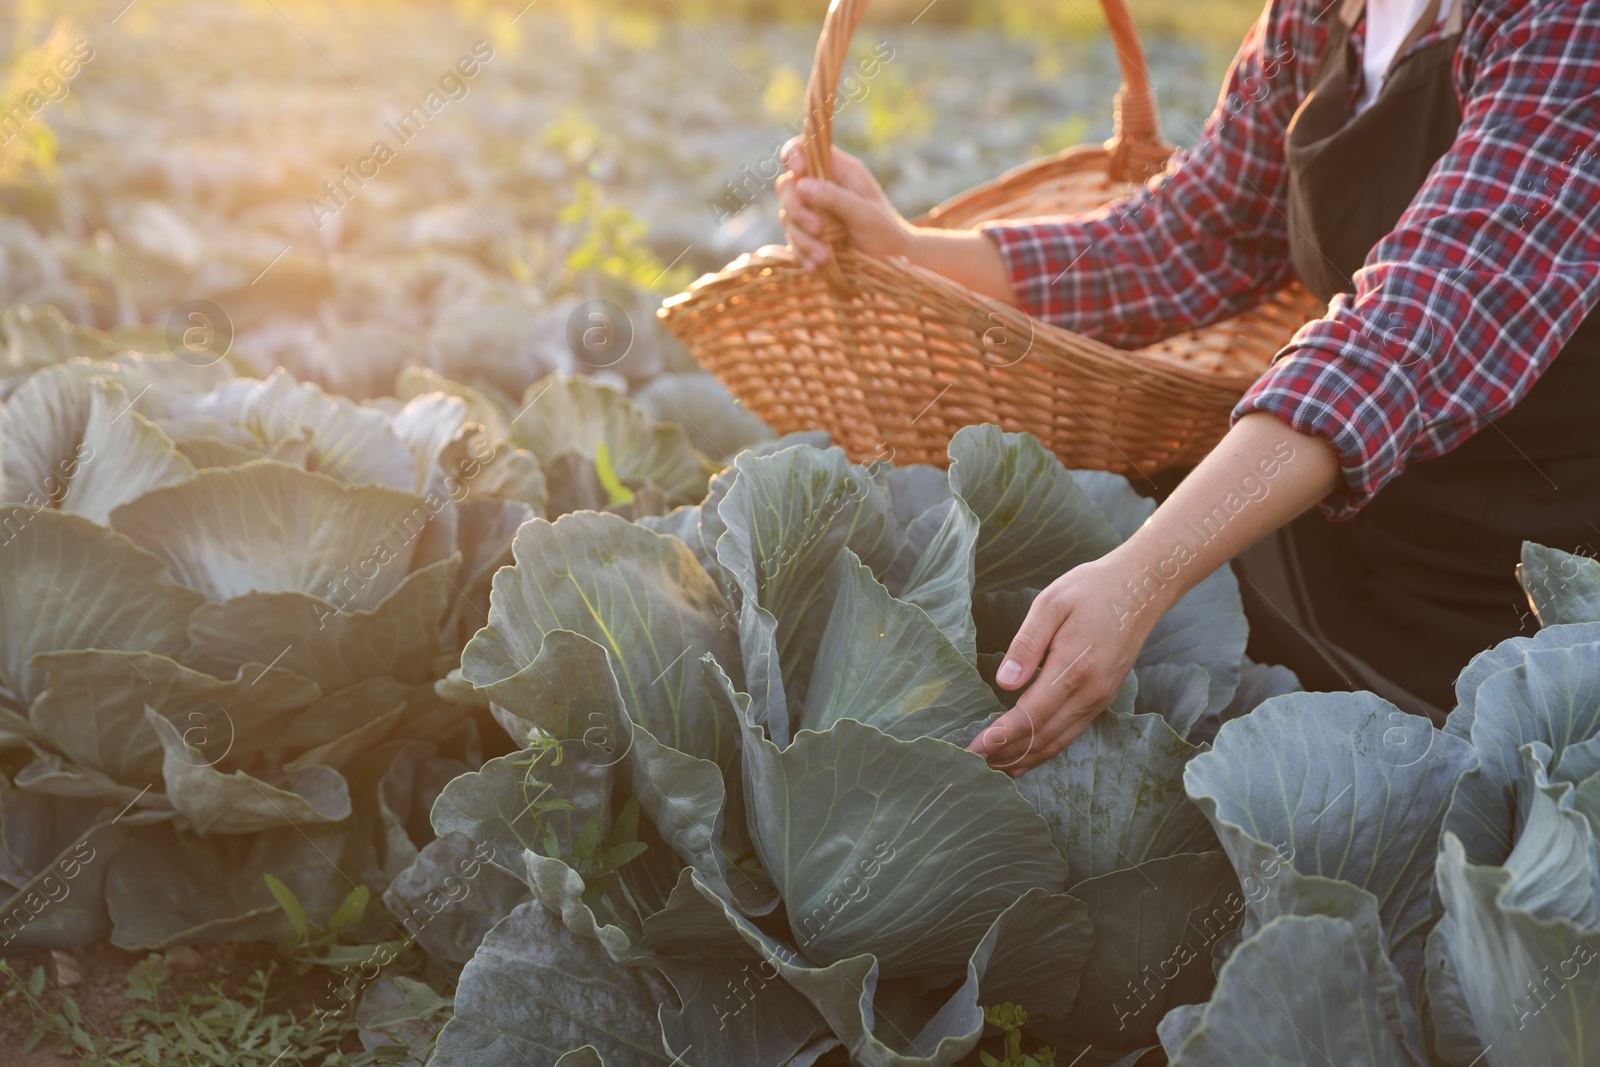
[914,143,1123,228]
[657,239,1269,400]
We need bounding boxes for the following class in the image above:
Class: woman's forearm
[1100,412,1344,623]
[905,227,1018,306]
[902,229,1344,611]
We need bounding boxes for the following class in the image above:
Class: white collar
[1356,0,1453,113]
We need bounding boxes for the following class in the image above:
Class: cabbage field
[3,1,1600,1066]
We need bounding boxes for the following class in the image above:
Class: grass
[2,955,356,1066]
[0,876,451,1065]
[0,947,445,1066]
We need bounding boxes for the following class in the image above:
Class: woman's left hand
[967,553,1159,775]
[967,413,1346,775]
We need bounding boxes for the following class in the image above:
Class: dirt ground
[0,941,348,1065]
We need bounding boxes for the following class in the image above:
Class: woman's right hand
[775,137,918,271]
[773,137,1020,305]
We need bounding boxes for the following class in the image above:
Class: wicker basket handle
[1096,0,1175,183]
[798,0,1172,285]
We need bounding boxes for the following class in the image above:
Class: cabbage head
[404,426,1278,1066]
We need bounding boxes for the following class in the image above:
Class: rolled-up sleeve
[1234,0,1600,518]
[981,0,1322,348]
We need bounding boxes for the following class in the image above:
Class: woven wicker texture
[658,0,1324,475]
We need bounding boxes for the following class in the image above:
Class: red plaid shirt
[982,0,1600,518]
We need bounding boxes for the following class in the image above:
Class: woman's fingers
[785,140,883,203]
[780,142,907,261]
[968,680,1099,775]
[973,708,1091,775]
[968,604,1124,773]
[788,178,872,268]
[970,628,1076,752]
[968,702,1044,768]
[775,171,829,270]
[782,138,808,176]
[781,144,909,265]
[995,591,1069,689]
[796,177,869,227]
[1008,650,1095,759]
[792,228,827,258]
[775,174,825,238]
[785,227,829,271]
[969,590,1077,768]
[961,557,1149,773]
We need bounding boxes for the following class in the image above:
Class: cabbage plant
[1154,543,1600,1067]
[0,349,720,954]
[393,426,1285,1066]
[0,353,522,950]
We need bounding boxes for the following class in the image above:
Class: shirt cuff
[1231,337,1424,521]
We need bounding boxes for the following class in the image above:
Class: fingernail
[996,659,1023,686]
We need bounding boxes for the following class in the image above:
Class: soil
[0,941,354,1065]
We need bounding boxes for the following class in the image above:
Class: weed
[980,1003,1056,1067]
[560,178,692,293]
[2,954,361,1066]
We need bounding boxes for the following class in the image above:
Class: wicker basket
[657,0,1322,476]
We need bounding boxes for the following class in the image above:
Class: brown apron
[1234,0,1600,721]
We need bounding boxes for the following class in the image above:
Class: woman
[774,0,1600,773]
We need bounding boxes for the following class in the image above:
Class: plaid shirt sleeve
[1236,0,1600,517]
[980,1,1318,347]
[984,0,1600,519]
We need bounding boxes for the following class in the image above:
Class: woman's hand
[775,138,917,270]
[773,137,1020,303]
[968,413,1345,775]
[967,554,1161,775]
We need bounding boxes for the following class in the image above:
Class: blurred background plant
[0,0,1260,405]
[524,0,1263,45]
[0,9,85,189]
